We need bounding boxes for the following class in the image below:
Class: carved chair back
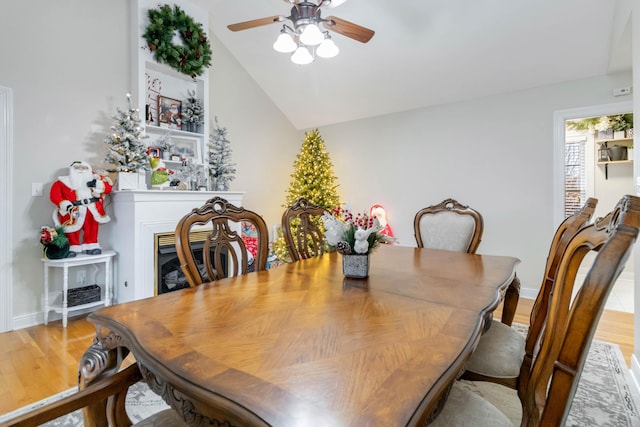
[413,198,484,254]
[519,197,597,391]
[521,195,640,426]
[175,197,269,287]
[281,197,331,262]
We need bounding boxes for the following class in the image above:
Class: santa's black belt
[71,197,100,206]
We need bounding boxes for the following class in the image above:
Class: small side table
[42,250,116,327]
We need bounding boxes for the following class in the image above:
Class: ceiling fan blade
[323,16,374,43]
[227,16,286,32]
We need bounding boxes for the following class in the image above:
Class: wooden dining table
[81,245,519,426]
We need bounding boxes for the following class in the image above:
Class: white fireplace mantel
[106,190,244,303]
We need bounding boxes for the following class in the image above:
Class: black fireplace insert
[155,231,227,295]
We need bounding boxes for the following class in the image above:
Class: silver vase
[342,254,369,278]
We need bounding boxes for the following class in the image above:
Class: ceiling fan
[227,0,375,65]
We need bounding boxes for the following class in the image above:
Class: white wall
[208,36,302,231]
[317,71,633,298]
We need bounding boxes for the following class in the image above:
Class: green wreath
[143,4,213,78]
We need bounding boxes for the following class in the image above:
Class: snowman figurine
[353,228,375,254]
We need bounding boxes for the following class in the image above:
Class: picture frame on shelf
[147,146,161,158]
[158,96,182,130]
[173,136,202,163]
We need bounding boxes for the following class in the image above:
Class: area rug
[2,335,640,426]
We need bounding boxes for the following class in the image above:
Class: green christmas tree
[207,117,236,191]
[274,129,341,262]
[104,94,149,173]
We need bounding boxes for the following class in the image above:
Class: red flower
[242,236,258,257]
[40,226,57,245]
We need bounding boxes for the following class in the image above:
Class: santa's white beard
[70,169,93,198]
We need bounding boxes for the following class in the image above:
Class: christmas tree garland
[143,4,212,78]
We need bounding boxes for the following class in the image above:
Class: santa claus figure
[369,204,395,241]
[50,161,113,256]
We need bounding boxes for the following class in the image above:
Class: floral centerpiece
[322,207,395,278]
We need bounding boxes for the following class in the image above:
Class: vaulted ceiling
[193,0,632,130]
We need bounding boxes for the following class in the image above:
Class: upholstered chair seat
[464,321,525,380]
[430,381,516,427]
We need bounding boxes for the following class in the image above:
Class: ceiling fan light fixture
[227,0,374,66]
[273,31,297,53]
[316,36,339,58]
[291,45,314,65]
[299,24,324,46]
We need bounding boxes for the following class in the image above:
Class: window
[564,136,586,217]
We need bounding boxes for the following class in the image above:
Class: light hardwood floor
[0,298,634,416]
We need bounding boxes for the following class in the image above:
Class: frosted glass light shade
[291,46,314,65]
[273,33,297,53]
[317,38,339,58]
[300,24,324,46]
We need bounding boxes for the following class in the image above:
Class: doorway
[0,86,13,332]
[553,101,634,313]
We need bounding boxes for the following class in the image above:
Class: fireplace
[155,230,228,295]
[107,190,244,303]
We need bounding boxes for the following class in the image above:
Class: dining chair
[429,194,640,427]
[175,196,269,287]
[413,198,522,325]
[413,198,484,253]
[1,363,188,426]
[281,197,330,262]
[462,198,598,389]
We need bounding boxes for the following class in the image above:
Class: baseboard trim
[12,312,41,330]
[12,307,99,330]
[520,287,538,300]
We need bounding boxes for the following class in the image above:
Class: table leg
[105,259,111,306]
[43,263,49,325]
[501,275,521,326]
[62,264,69,328]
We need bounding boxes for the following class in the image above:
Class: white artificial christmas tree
[182,90,204,132]
[207,117,236,191]
[104,94,149,172]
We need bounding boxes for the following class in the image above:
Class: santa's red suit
[50,161,113,255]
